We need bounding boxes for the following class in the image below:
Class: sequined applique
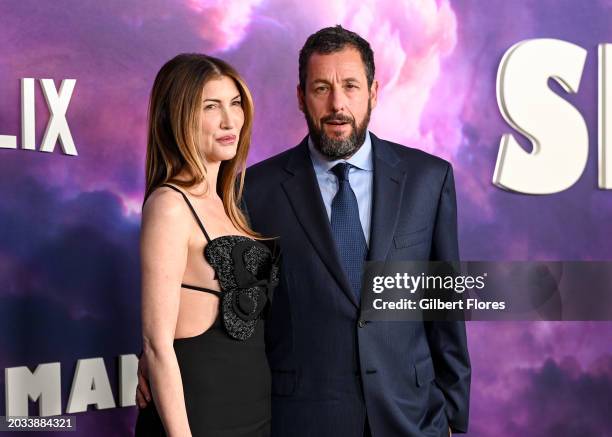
[205,236,279,341]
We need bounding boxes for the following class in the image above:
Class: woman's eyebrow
[203,94,241,102]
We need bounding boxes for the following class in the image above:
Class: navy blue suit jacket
[244,133,471,437]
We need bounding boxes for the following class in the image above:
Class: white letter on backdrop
[39,78,77,156]
[494,39,588,194]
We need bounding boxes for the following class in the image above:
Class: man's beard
[305,100,371,160]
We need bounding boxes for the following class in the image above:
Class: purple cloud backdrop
[0,0,610,435]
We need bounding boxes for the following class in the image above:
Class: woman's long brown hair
[144,53,257,238]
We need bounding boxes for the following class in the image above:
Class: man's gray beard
[305,103,371,160]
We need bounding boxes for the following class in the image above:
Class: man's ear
[370,79,379,110]
[297,84,305,113]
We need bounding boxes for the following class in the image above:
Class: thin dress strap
[180,283,223,297]
[161,183,212,243]
[160,184,222,297]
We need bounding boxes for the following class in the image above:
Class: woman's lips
[216,135,237,144]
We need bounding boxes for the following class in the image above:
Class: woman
[135,53,278,437]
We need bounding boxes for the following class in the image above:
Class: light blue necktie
[330,163,368,301]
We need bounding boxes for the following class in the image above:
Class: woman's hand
[135,353,152,408]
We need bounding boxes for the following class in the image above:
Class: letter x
[40,79,77,156]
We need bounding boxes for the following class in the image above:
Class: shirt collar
[308,130,373,174]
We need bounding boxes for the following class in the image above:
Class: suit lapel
[281,137,358,308]
[368,133,407,261]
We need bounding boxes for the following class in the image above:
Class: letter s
[494,38,588,194]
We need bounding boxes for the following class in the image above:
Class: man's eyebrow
[310,78,362,84]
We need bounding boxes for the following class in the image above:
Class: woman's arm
[140,188,192,437]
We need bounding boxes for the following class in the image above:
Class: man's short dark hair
[299,25,375,92]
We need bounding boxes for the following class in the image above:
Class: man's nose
[330,88,346,113]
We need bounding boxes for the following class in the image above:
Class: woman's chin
[203,148,238,164]
[216,151,238,163]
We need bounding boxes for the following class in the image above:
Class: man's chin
[323,130,353,143]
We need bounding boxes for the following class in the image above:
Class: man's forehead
[307,47,367,81]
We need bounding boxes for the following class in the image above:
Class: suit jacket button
[358,320,365,328]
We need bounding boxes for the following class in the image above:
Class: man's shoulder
[244,142,305,194]
[247,146,296,176]
[246,142,304,182]
[375,135,452,173]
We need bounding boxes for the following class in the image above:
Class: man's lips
[324,121,351,133]
[322,115,353,126]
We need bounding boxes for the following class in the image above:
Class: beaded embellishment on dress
[206,236,279,340]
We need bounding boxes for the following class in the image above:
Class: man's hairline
[300,44,374,91]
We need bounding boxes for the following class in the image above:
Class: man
[138,25,470,436]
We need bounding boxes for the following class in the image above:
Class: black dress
[135,184,279,437]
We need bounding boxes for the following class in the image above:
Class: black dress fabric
[135,184,279,437]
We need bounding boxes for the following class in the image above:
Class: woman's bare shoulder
[142,185,190,224]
